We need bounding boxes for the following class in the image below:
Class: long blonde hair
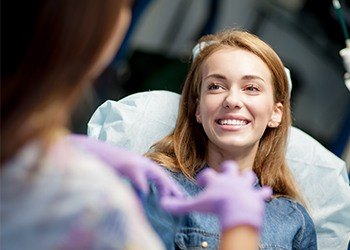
[146,29,303,202]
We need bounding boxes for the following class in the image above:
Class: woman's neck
[206,143,259,172]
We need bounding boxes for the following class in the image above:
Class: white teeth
[218,119,247,126]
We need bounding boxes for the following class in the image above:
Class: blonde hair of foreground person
[146,29,303,203]
[1,0,131,164]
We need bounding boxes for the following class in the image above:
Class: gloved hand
[161,161,272,231]
[66,134,184,198]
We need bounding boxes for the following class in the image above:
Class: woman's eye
[245,84,259,92]
[208,83,222,90]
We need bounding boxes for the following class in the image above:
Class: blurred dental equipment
[333,0,350,91]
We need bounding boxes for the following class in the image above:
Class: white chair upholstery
[88,90,350,250]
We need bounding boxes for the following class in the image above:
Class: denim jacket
[142,166,318,250]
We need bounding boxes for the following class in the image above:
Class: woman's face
[195,48,282,158]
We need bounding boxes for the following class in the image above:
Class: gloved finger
[156,180,184,199]
[168,184,185,198]
[241,170,257,186]
[127,170,149,194]
[258,186,273,200]
[146,168,184,198]
[221,160,239,175]
[160,194,214,215]
[196,168,218,188]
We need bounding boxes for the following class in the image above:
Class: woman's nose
[222,90,243,109]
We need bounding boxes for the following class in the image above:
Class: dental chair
[87,90,350,250]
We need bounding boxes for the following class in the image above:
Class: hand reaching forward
[161,161,272,231]
[66,134,183,199]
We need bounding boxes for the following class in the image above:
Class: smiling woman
[196,48,283,170]
[143,29,317,249]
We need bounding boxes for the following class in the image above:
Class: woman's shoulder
[261,197,317,249]
[268,197,311,217]
[266,196,316,233]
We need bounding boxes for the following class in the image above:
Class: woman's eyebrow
[242,74,266,83]
[203,73,227,81]
[203,73,266,83]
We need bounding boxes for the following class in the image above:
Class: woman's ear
[268,102,283,128]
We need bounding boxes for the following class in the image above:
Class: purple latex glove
[161,161,272,231]
[66,134,183,198]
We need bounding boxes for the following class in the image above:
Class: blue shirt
[142,165,318,250]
